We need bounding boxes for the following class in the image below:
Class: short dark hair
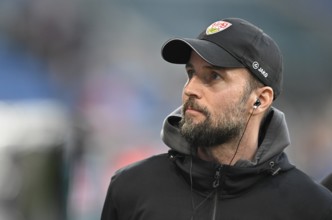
[247,72,264,92]
[240,69,264,105]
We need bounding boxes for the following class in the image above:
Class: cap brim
[161,38,244,67]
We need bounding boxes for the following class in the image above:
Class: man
[101,18,332,220]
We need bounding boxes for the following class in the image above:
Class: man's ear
[253,86,274,113]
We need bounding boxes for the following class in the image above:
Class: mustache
[182,99,209,116]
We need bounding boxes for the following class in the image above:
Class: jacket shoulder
[109,153,172,188]
[281,168,332,215]
[286,168,332,196]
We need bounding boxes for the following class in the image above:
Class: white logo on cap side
[206,21,232,35]
[252,61,259,69]
[252,61,269,78]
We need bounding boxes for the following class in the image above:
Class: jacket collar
[169,150,294,198]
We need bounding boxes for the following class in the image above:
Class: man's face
[179,51,253,148]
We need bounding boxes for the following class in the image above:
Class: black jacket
[101,107,332,220]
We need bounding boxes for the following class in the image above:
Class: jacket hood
[161,106,291,167]
[161,106,294,196]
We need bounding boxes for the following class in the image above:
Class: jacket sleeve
[100,181,117,220]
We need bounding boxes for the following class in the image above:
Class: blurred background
[0,0,331,219]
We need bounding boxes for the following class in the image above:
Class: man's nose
[183,77,202,99]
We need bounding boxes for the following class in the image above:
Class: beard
[179,96,248,149]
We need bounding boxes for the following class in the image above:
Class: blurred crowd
[0,0,331,220]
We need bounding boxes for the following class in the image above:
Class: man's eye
[201,72,222,85]
[206,72,221,82]
[186,69,194,79]
[211,72,221,80]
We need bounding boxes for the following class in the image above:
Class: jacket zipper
[212,165,222,220]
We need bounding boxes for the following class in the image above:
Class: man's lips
[185,107,204,115]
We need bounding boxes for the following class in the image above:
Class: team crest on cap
[206,21,232,35]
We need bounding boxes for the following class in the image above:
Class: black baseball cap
[161,18,283,99]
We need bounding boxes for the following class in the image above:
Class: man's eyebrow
[185,63,193,69]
